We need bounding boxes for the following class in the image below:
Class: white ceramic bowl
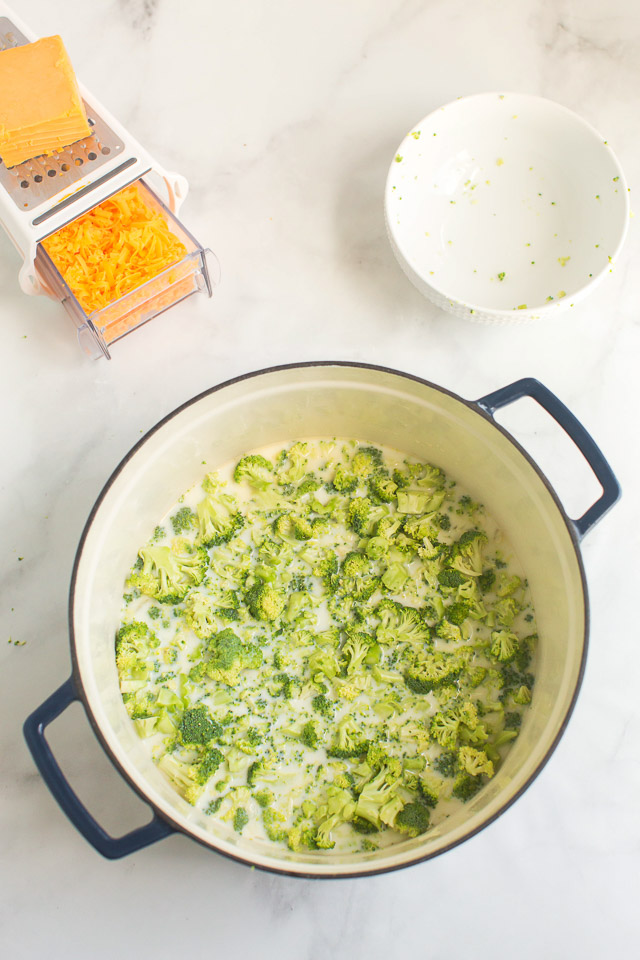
[385,93,630,323]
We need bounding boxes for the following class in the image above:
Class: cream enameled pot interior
[72,365,586,876]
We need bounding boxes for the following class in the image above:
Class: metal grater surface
[0,17,125,212]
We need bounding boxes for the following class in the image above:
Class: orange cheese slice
[0,36,91,168]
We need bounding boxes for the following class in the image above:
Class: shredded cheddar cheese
[42,182,188,314]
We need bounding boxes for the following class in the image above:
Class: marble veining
[1,0,639,957]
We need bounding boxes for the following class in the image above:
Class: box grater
[0,3,216,358]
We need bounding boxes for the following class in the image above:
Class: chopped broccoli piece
[394,802,430,837]
[115,620,158,674]
[180,706,222,745]
[332,465,358,493]
[437,567,467,589]
[369,475,398,503]
[404,652,464,694]
[490,629,520,663]
[351,446,384,477]
[300,720,322,749]
[327,717,369,759]
[347,497,373,535]
[171,506,196,535]
[312,694,334,718]
[234,454,274,490]
[245,582,286,621]
[452,772,484,801]
[450,530,488,578]
[128,541,208,603]
[195,490,244,547]
[233,807,249,833]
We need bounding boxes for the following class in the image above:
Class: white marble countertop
[2,0,639,956]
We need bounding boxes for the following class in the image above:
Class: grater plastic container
[34,179,216,359]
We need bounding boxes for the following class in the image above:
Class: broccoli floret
[375,600,430,648]
[184,590,219,639]
[351,446,384,478]
[512,685,532,705]
[347,497,373,535]
[327,717,369,759]
[300,720,322,749]
[233,807,249,833]
[115,620,157,673]
[477,568,496,592]
[277,442,309,484]
[368,475,398,503]
[417,774,441,808]
[404,652,464,694]
[196,748,224,783]
[253,789,274,808]
[170,506,196,535]
[429,711,460,750]
[435,619,463,643]
[504,711,522,730]
[331,465,358,493]
[341,551,370,578]
[128,541,208,603]
[198,628,263,685]
[340,630,375,674]
[180,706,222,745]
[234,454,274,490]
[292,476,321,499]
[312,693,335,718]
[291,516,314,541]
[450,530,488,578]
[352,816,379,834]
[308,646,340,681]
[458,746,494,778]
[245,582,286,621]
[437,567,467,589]
[271,672,300,699]
[452,772,484,802]
[312,551,340,590]
[262,808,287,842]
[375,515,402,540]
[438,513,451,531]
[195,490,244,547]
[402,515,437,541]
[432,752,458,778]
[394,802,430,837]
[490,629,520,663]
[445,601,470,626]
[354,763,403,828]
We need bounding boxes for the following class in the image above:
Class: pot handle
[23,676,175,859]
[476,377,620,540]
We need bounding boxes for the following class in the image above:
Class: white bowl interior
[385,93,629,319]
[72,365,586,876]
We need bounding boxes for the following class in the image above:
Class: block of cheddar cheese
[0,35,91,168]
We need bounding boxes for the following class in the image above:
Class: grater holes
[88,151,97,161]
[75,158,84,166]
[20,180,29,188]
[87,118,95,126]
[34,174,43,183]
[101,147,111,155]
[61,163,70,172]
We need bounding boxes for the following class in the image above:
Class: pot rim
[67,360,590,878]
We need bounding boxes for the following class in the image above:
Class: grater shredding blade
[0,17,125,211]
